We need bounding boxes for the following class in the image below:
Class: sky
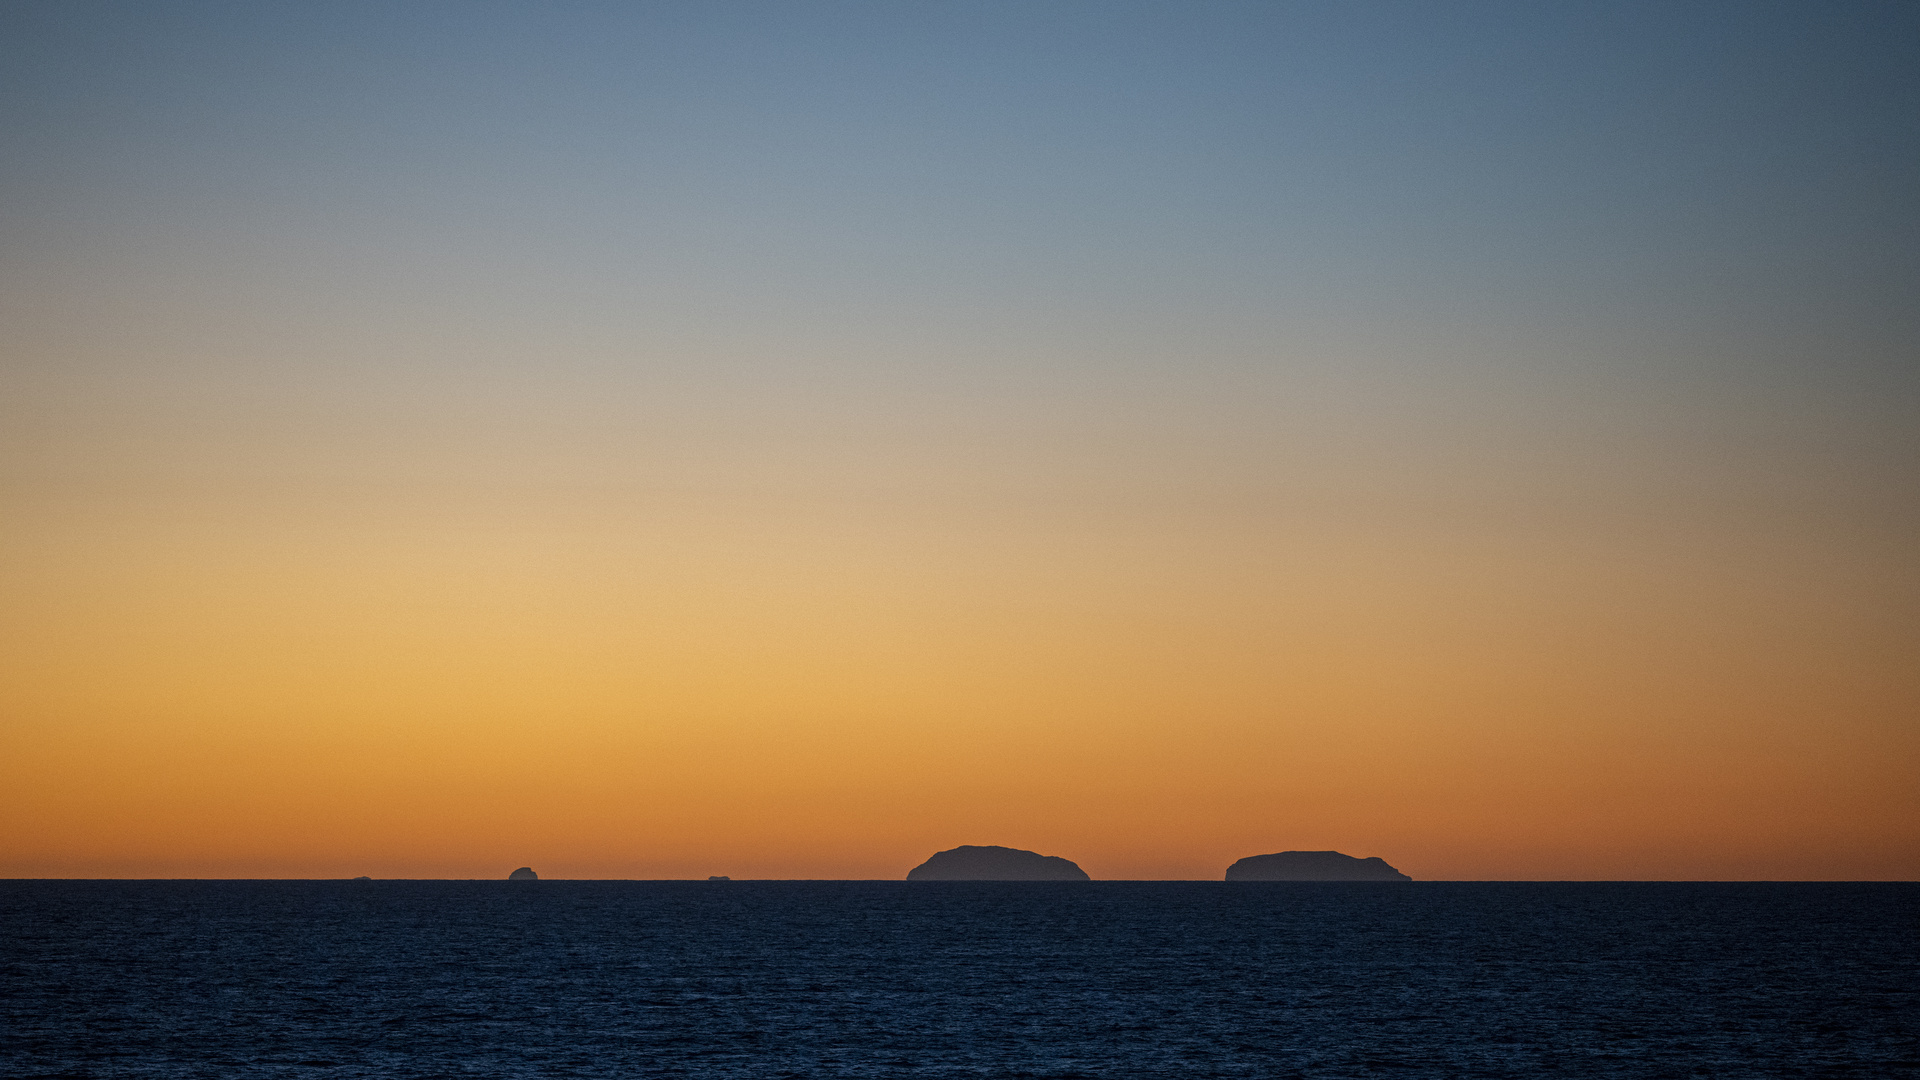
[2,0,1915,880]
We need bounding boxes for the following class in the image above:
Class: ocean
[4,880,1914,1077]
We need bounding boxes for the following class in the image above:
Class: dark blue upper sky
[5,2,1914,379]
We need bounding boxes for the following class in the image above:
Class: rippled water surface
[4,881,1915,1078]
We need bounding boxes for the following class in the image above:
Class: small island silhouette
[507,867,538,881]
[907,845,1090,880]
[1225,850,1411,881]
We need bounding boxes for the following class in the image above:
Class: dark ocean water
[3,880,1915,1078]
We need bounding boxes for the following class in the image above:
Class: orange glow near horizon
[3,4,1915,883]
[3,384,1913,880]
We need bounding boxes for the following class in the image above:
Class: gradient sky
[3,1,1915,880]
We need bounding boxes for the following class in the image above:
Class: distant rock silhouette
[351,876,372,881]
[508,867,538,881]
[1225,851,1410,881]
[907,845,1090,881]
[708,876,731,882]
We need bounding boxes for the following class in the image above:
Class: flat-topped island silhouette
[1225,851,1411,881]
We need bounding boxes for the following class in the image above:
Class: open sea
[4,880,1915,1078]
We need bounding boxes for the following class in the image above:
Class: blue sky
[2,2,1916,878]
